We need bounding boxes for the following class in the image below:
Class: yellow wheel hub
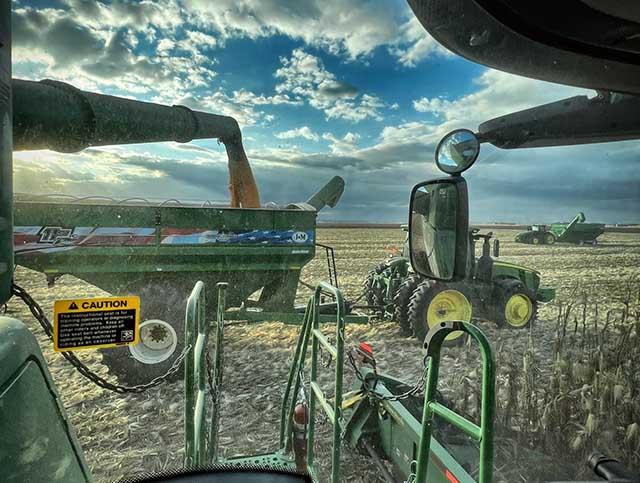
[504,294,533,327]
[427,289,472,341]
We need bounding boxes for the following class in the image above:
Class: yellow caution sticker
[53,296,140,352]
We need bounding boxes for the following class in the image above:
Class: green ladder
[414,320,496,483]
[279,281,347,482]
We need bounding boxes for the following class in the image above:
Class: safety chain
[11,283,191,394]
[347,349,430,402]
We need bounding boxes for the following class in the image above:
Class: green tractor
[515,213,606,246]
[364,225,555,343]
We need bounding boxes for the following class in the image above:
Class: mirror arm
[477,92,640,149]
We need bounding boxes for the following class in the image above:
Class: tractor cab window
[410,183,459,280]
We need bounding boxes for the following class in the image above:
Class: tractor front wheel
[99,281,188,386]
[393,274,423,335]
[407,281,472,345]
[531,236,541,245]
[493,282,537,329]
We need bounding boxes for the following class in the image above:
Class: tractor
[515,213,606,246]
[363,224,555,342]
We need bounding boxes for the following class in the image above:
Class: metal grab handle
[184,281,227,467]
[415,320,495,483]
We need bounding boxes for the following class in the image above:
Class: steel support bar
[312,329,338,359]
[415,321,495,483]
[310,381,336,425]
[209,283,227,460]
[184,281,209,467]
[428,401,482,440]
[0,0,12,306]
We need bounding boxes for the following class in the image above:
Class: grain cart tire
[363,262,388,315]
[393,274,423,335]
[99,282,188,385]
[407,280,472,346]
[543,233,556,245]
[493,280,538,329]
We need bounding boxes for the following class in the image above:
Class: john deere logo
[68,301,79,310]
[292,232,308,243]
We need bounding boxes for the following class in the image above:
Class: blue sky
[11,0,640,223]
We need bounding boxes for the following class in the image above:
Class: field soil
[6,228,640,482]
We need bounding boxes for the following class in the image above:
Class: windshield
[4,2,640,483]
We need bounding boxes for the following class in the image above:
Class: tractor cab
[469,229,499,282]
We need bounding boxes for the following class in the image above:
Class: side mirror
[493,239,500,258]
[435,129,480,175]
[409,177,469,281]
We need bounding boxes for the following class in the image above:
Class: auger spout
[11,78,260,208]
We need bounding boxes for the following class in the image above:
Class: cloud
[412,70,594,131]
[275,49,387,122]
[276,126,320,142]
[389,15,451,67]
[322,132,360,154]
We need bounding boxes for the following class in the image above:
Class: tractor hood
[493,260,540,275]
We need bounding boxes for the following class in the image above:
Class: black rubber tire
[393,274,423,334]
[531,236,541,245]
[99,282,188,386]
[363,262,388,315]
[407,280,471,346]
[543,233,556,245]
[492,280,538,329]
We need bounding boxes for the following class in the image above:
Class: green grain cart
[515,212,605,245]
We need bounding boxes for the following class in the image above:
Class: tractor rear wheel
[543,233,556,244]
[363,262,388,315]
[393,274,423,335]
[493,281,537,329]
[99,281,188,386]
[407,281,472,345]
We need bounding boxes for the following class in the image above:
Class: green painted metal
[224,310,369,325]
[14,200,316,312]
[277,282,346,482]
[210,283,227,460]
[307,283,346,483]
[0,0,12,306]
[185,280,226,467]
[0,316,92,482]
[343,371,479,483]
[415,321,495,483]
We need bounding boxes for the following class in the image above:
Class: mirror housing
[435,129,480,175]
[493,239,500,258]
[409,177,469,281]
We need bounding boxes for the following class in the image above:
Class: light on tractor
[426,290,471,341]
[129,319,178,364]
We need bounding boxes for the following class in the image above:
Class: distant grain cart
[515,212,605,246]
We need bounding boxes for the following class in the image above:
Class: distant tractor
[363,227,555,342]
[516,212,605,245]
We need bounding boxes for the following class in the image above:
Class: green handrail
[184,281,227,467]
[278,282,346,483]
[415,321,495,483]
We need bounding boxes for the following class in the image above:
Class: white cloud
[322,132,360,154]
[276,126,320,142]
[275,49,387,122]
[389,15,451,67]
[413,70,594,131]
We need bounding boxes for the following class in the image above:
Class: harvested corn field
[6,227,640,482]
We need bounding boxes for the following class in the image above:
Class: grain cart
[363,223,555,341]
[8,77,364,384]
[515,212,606,245]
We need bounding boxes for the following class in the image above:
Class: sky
[11,0,640,224]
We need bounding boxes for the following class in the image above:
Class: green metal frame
[184,281,227,466]
[415,320,495,483]
[279,281,346,482]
